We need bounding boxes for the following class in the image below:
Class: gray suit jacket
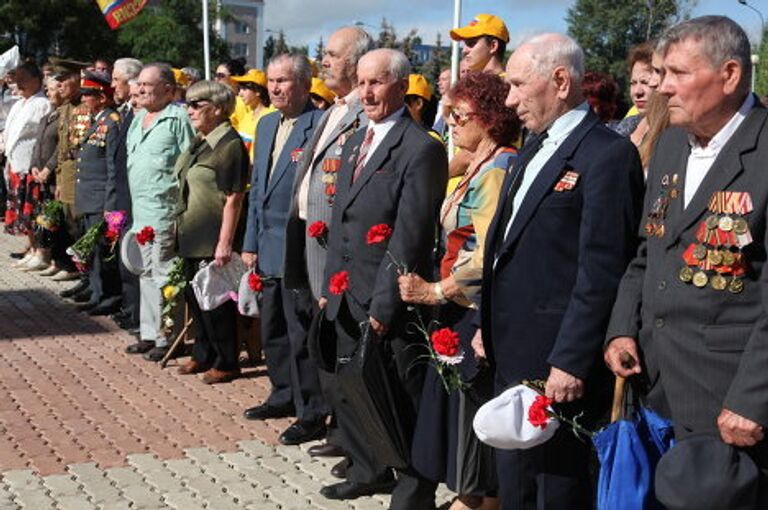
[607,98,768,436]
[283,95,368,298]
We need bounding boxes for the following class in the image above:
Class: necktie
[494,131,549,255]
[352,128,375,183]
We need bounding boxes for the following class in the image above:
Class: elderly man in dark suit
[606,16,768,501]
[240,53,327,446]
[319,48,448,508]
[282,25,374,470]
[475,33,644,509]
[73,70,122,314]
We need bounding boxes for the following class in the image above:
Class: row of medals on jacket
[647,174,750,294]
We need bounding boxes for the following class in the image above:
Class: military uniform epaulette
[109,112,121,123]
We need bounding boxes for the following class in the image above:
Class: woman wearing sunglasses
[174,80,249,384]
[399,71,520,510]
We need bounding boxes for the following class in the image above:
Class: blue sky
[264,0,765,51]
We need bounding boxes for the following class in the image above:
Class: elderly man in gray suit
[240,54,327,446]
[282,26,374,470]
[606,15,768,498]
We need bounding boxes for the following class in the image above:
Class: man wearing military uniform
[606,16,768,506]
[52,58,94,297]
[72,70,122,313]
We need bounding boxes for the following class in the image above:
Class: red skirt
[4,170,46,236]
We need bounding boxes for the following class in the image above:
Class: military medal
[733,218,748,235]
[718,215,734,232]
[728,278,744,294]
[692,271,709,288]
[693,244,707,260]
[710,274,727,291]
[705,215,719,230]
[679,266,694,283]
[721,250,736,266]
[707,250,723,265]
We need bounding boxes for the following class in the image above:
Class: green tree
[756,31,768,97]
[117,0,229,68]
[314,37,325,62]
[263,35,276,63]
[377,18,398,49]
[418,32,450,89]
[566,0,695,91]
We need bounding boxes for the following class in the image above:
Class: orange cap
[450,13,510,43]
[231,69,267,87]
[406,74,432,101]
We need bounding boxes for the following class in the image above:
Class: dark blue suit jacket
[242,101,323,277]
[481,110,644,392]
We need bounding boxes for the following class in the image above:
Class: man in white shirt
[606,15,768,506]
[476,33,643,509]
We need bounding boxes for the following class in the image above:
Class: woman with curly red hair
[399,70,520,510]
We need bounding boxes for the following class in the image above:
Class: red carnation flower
[430,327,461,357]
[329,270,349,295]
[307,221,328,239]
[528,395,553,429]
[105,229,120,243]
[366,223,393,245]
[22,202,34,216]
[135,226,155,246]
[248,272,263,292]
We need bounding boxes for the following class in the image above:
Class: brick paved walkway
[0,234,453,509]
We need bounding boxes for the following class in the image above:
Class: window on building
[232,43,249,58]
[233,20,250,34]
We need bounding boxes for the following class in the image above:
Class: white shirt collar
[543,102,590,145]
[688,94,754,153]
[367,106,405,131]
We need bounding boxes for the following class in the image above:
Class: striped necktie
[352,128,375,183]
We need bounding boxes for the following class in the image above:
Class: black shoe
[143,346,170,362]
[279,419,327,446]
[76,301,98,312]
[10,251,27,260]
[319,479,396,500]
[116,316,139,330]
[59,280,88,298]
[243,402,295,421]
[125,340,154,354]
[88,301,122,316]
[308,442,346,458]
[71,289,93,303]
[331,457,350,479]
[111,310,130,322]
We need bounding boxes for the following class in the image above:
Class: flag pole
[202,0,211,79]
[448,0,461,159]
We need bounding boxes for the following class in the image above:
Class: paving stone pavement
[0,235,454,509]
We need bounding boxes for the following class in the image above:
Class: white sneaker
[39,265,60,277]
[51,270,80,282]
[21,256,48,271]
[12,253,33,268]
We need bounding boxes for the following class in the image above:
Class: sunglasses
[187,100,210,110]
[446,108,477,127]
[239,82,257,91]
[215,72,229,80]
[464,37,482,48]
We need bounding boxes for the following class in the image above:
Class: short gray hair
[345,26,375,67]
[143,62,176,87]
[360,48,411,82]
[522,33,584,84]
[181,67,202,84]
[658,15,751,94]
[268,53,312,88]
[113,58,143,80]
[186,80,236,117]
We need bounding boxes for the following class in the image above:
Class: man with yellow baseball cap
[450,13,509,75]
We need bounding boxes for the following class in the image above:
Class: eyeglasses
[446,108,478,127]
[215,72,229,80]
[239,82,257,91]
[464,37,482,49]
[187,100,210,110]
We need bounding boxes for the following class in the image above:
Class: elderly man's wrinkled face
[659,38,736,133]
[136,67,173,112]
[268,59,306,116]
[112,69,131,105]
[504,46,558,134]
[322,29,356,94]
[57,75,80,101]
[357,54,408,123]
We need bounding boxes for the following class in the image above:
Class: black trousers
[184,259,239,371]
[260,277,327,422]
[332,297,437,510]
[82,213,121,304]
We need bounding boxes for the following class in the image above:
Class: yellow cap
[406,74,432,101]
[231,69,267,87]
[450,13,510,43]
[172,68,191,88]
[310,77,336,104]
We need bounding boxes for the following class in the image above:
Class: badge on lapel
[644,173,680,239]
[553,170,579,192]
[291,148,304,163]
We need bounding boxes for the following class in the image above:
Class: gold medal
[710,274,727,291]
[705,215,719,230]
[707,250,723,265]
[728,278,744,294]
[693,244,707,260]
[721,250,736,266]
[719,215,734,232]
[679,266,694,283]
[670,189,679,199]
[692,271,709,288]
[733,218,748,235]
[655,224,665,238]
